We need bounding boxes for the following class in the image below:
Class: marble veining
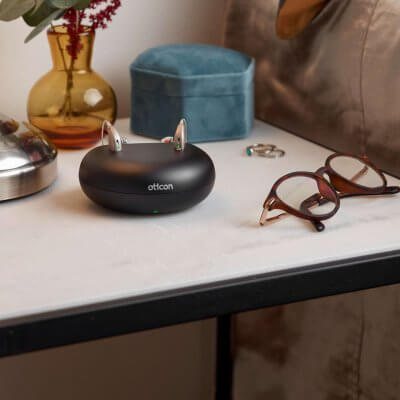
[0,120,399,326]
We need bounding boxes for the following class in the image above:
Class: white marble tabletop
[1,120,399,327]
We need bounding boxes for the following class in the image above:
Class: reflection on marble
[1,120,399,326]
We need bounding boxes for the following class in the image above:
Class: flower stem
[51,13,79,120]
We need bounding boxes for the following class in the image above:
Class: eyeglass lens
[329,156,384,188]
[276,176,337,217]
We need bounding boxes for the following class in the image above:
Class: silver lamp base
[0,114,58,202]
[0,158,57,202]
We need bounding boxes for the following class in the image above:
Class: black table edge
[1,249,400,358]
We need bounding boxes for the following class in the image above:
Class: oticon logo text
[148,183,174,191]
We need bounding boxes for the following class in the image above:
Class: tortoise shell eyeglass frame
[260,153,400,232]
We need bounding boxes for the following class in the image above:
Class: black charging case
[79,141,216,214]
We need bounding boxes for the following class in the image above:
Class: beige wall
[0,0,227,120]
[0,0,226,398]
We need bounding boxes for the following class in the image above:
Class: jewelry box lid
[130,44,255,97]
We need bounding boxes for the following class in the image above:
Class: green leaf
[23,0,57,26]
[24,8,63,43]
[47,0,91,9]
[0,0,35,21]
[48,0,78,9]
[33,0,48,10]
[74,0,91,10]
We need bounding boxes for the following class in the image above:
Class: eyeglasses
[260,153,400,232]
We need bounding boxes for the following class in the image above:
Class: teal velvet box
[130,44,254,142]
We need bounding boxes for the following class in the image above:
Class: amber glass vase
[28,27,117,149]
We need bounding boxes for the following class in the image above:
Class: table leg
[215,314,233,400]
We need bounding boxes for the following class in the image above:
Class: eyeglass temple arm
[384,186,400,194]
[301,165,369,210]
[260,202,326,231]
[350,165,399,194]
[304,165,400,208]
[259,207,290,226]
[350,165,368,183]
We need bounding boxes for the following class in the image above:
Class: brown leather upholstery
[225,0,400,177]
[233,285,400,400]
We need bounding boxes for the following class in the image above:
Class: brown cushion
[233,285,400,400]
[225,0,400,177]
